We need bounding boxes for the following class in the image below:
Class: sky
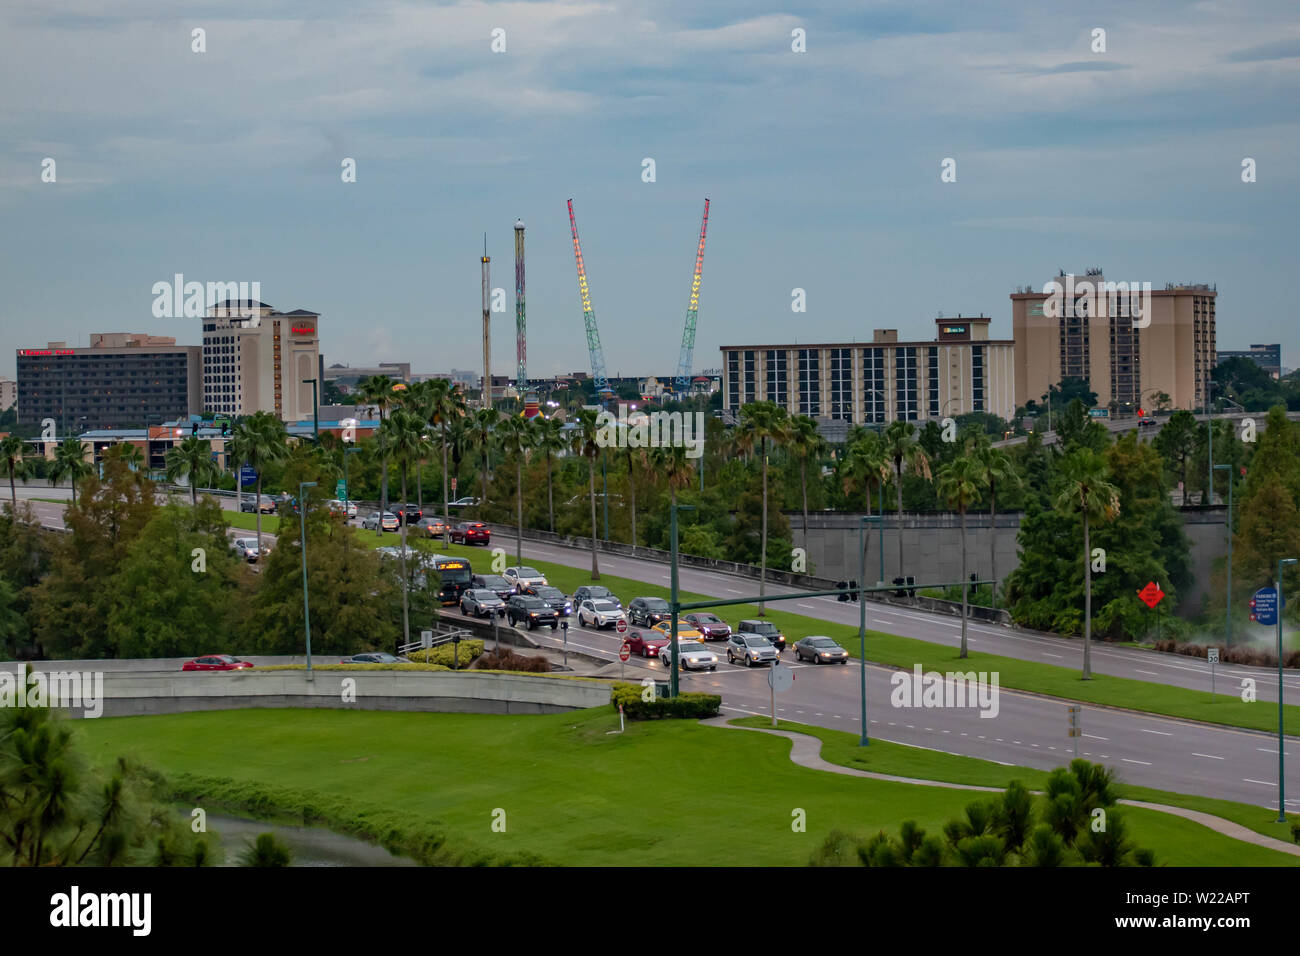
[2,0,1298,382]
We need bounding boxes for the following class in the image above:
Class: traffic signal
[221,421,230,436]
[191,422,199,436]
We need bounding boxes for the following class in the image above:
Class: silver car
[727,634,778,667]
[794,636,850,664]
[577,599,626,629]
[664,639,718,672]
[503,566,548,589]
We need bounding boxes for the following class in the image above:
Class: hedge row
[610,682,721,720]
[257,663,450,672]
[1151,640,1300,669]
[406,640,485,667]
[475,650,551,673]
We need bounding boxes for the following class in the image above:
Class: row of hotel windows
[726,347,986,421]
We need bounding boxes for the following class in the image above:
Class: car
[736,619,786,652]
[182,655,254,672]
[503,566,548,589]
[461,588,507,618]
[396,503,423,525]
[726,634,779,666]
[230,537,271,563]
[362,511,400,531]
[628,596,671,627]
[528,585,571,616]
[506,594,558,630]
[447,496,480,508]
[662,639,718,671]
[683,612,732,641]
[472,573,514,600]
[339,652,411,664]
[577,599,626,629]
[239,494,277,514]
[651,621,705,642]
[451,521,491,545]
[414,516,449,537]
[625,628,669,658]
[573,585,619,608]
[793,636,850,664]
[326,499,358,519]
[1139,417,1157,427]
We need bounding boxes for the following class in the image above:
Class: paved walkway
[703,718,1300,858]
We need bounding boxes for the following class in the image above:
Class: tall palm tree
[466,407,499,511]
[572,408,602,579]
[840,431,890,588]
[165,436,219,509]
[533,415,568,534]
[496,415,535,563]
[398,379,434,511]
[734,401,788,613]
[382,408,433,647]
[972,441,1021,607]
[427,379,466,546]
[0,434,30,515]
[882,420,932,579]
[357,374,397,518]
[49,438,92,507]
[655,444,695,510]
[227,413,289,555]
[936,455,982,658]
[786,415,827,546]
[1054,449,1121,680]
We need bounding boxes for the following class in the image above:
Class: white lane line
[1140,729,1173,737]
[1257,748,1292,755]
[1013,740,1021,745]
[1122,758,1152,766]
[1192,753,1224,760]
[1244,779,1274,786]
[797,603,816,609]
[1082,734,1109,741]
[1043,653,1063,659]
[725,588,744,594]
[1134,669,1160,677]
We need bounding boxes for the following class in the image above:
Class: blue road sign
[239,465,257,488]
[1251,587,1280,626]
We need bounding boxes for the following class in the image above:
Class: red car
[451,521,491,545]
[182,655,254,672]
[683,612,732,641]
[625,629,669,659]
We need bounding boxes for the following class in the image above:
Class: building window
[764,350,788,407]
[829,348,852,421]
[862,348,886,424]
[895,347,918,421]
[971,345,984,413]
[928,347,940,419]
[798,349,820,416]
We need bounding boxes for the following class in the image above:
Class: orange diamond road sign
[1138,582,1165,609]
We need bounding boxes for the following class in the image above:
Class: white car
[231,537,271,563]
[663,639,718,672]
[327,499,358,518]
[577,599,626,630]
[503,566,547,589]
[447,496,480,508]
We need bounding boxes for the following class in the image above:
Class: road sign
[1207,648,1219,664]
[452,477,458,492]
[768,660,794,692]
[616,618,628,635]
[1067,705,1081,756]
[1088,408,1110,418]
[1251,587,1280,626]
[1138,582,1165,609]
[239,465,257,487]
[336,478,347,500]
[618,642,631,662]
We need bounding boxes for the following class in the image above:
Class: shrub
[1150,639,1300,669]
[257,663,450,672]
[608,682,721,720]
[475,650,551,673]
[406,640,484,667]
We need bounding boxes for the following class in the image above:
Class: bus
[426,554,472,606]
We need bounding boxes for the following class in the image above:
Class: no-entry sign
[619,642,631,662]
[1138,582,1165,609]
[616,618,628,635]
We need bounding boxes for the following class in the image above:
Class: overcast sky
[2,0,1298,381]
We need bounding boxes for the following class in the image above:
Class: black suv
[525,584,571,617]
[506,594,558,630]
[628,596,671,627]
[472,574,514,601]
[396,503,423,525]
[573,585,619,607]
[736,619,786,652]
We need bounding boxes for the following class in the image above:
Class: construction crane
[566,199,609,394]
[514,219,527,392]
[673,198,710,393]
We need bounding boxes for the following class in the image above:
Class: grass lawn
[227,511,282,534]
[74,707,1299,866]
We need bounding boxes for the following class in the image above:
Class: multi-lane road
[14,484,1300,809]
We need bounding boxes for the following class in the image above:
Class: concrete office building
[202,300,320,421]
[1011,271,1217,413]
[16,334,200,430]
[1217,344,1281,379]
[0,378,15,412]
[720,316,1015,426]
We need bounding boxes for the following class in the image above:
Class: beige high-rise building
[1011,271,1217,413]
[202,300,320,421]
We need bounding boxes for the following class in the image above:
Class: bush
[609,682,721,720]
[1151,639,1300,669]
[257,663,450,672]
[475,650,551,673]
[406,639,484,667]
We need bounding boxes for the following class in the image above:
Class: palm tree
[226,413,289,555]
[936,454,982,658]
[786,415,827,546]
[115,442,145,473]
[165,435,218,508]
[382,408,432,647]
[734,401,789,613]
[972,441,1021,607]
[398,379,434,510]
[534,415,568,533]
[49,438,92,507]
[840,432,890,588]
[427,379,466,546]
[357,374,397,517]
[624,444,646,548]
[882,420,932,579]
[466,407,499,510]
[655,444,695,510]
[0,434,30,515]
[1054,448,1121,679]
[496,415,535,563]
[572,408,602,579]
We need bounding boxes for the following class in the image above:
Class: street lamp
[302,378,319,441]
[858,515,881,746]
[1214,463,1234,645]
[668,503,696,699]
[300,481,318,681]
[1276,557,1297,824]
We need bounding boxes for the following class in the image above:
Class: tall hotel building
[1011,271,1217,412]
[721,317,1015,426]
[202,300,321,420]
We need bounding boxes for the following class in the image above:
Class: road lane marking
[1043,653,1063,659]
[1134,669,1160,677]
[1122,758,1152,766]
[1082,734,1109,741]
[1140,729,1173,736]
[1244,779,1274,786]
[1192,753,1224,760]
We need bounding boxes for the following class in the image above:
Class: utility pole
[481,235,491,410]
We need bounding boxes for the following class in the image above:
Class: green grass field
[73,707,1299,866]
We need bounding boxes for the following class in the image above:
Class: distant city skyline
[3,1,1297,381]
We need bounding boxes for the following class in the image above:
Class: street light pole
[669,503,696,699]
[1277,557,1296,824]
[1214,463,1233,645]
[602,445,610,541]
[300,481,318,681]
[859,515,878,746]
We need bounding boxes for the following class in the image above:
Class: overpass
[992,409,1300,450]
